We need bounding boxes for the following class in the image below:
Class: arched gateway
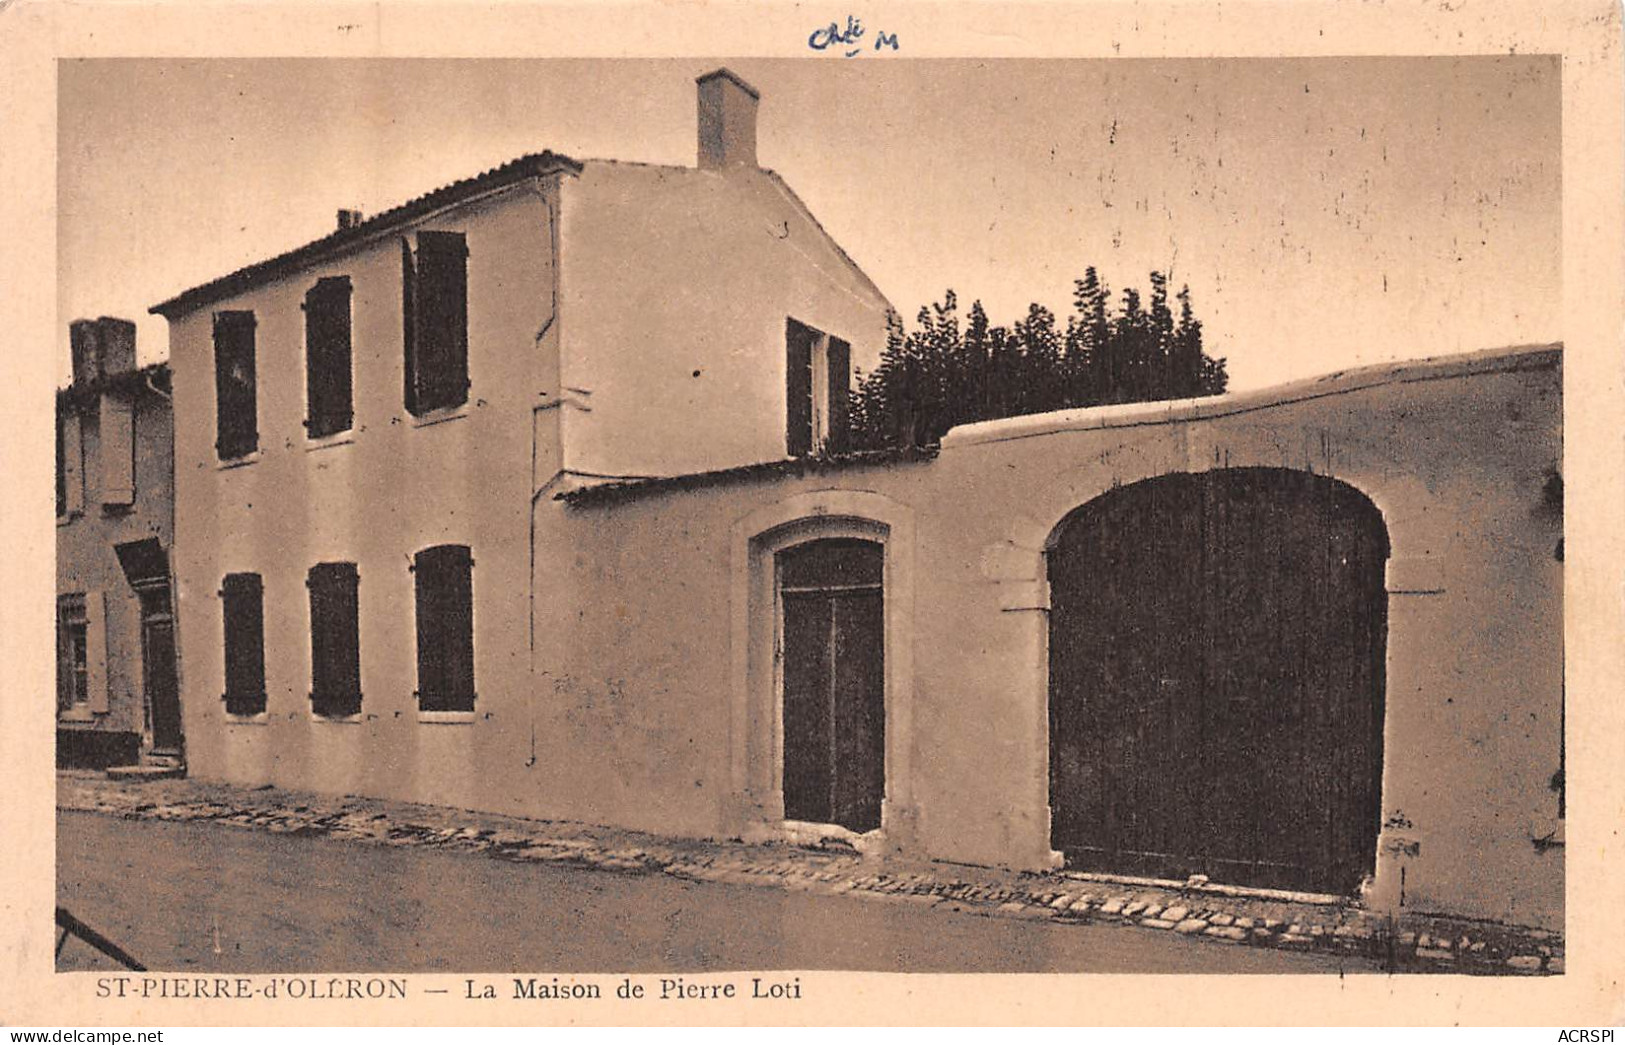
[1048,468,1390,895]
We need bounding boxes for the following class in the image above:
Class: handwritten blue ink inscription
[808,16,900,57]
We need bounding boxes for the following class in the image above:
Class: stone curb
[56,772,1562,975]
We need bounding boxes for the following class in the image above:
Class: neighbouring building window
[401,231,469,416]
[55,411,66,518]
[99,392,135,507]
[304,276,354,438]
[56,595,89,714]
[213,311,259,460]
[785,318,851,457]
[308,562,362,718]
[221,572,267,716]
[414,544,475,712]
[58,412,84,517]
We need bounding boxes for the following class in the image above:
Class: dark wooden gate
[1048,468,1388,894]
[779,538,885,833]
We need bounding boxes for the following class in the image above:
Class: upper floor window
[221,572,266,717]
[308,561,362,718]
[213,310,259,460]
[786,318,851,457]
[304,276,354,438]
[56,411,84,518]
[413,544,475,713]
[402,231,469,416]
[55,412,67,518]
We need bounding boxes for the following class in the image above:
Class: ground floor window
[414,544,474,712]
[57,594,88,714]
[221,572,267,717]
[308,561,362,718]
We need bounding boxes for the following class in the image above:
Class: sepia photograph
[50,53,1564,978]
[5,0,1622,1028]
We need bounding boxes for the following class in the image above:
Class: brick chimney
[98,317,137,376]
[69,319,100,387]
[337,208,365,231]
[696,68,760,171]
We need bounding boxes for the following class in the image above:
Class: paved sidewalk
[57,772,1561,975]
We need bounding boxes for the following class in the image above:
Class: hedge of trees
[850,268,1229,451]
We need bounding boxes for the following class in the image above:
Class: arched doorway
[777,537,886,833]
[1048,468,1389,894]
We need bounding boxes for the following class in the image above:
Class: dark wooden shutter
[402,239,419,415]
[308,562,361,717]
[212,311,258,459]
[827,335,852,454]
[55,410,66,517]
[221,572,266,716]
[304,277,353,438]
[415,232,469,413]
[786,318,816,456]
[414,544,474,712]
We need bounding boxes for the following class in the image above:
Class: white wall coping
[940,343,1561,449]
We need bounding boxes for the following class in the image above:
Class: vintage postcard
[2,0,1622,1028]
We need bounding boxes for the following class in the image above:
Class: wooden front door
[1048,468,1389,894]
[138,585,184,755]
[778,538,885,833]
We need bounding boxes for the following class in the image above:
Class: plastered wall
[168,182,559,815]
[56,379,174,749]
[536,346,1562,929]
[556,162,893,479]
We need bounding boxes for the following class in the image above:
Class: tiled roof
[150,151,582,319]
[558,447,939,507]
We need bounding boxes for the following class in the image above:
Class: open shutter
[304,277,354,438]
[62,413,84,516]
[415,545,474,712]
[213,311,258,459]
[85,590,108,714]
[415,232,469,412]
[222,573,266,716]
[786,319,815,457]
[402,239,419,415]
[827,336,852,455]
[55,411,66,517]
[309,562,361,717]
[99,392,135,506]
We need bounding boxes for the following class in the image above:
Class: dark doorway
[1048,468,1389,894]
[138,584,183,755]
[778,538,885,833]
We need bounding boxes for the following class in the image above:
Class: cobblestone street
[56,773,1560,974]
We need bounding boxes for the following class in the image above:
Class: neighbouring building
[56,318,181,769]
[152,67,1562,932]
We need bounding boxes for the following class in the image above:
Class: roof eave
[150,152,582,320]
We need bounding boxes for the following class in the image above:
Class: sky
[57,56,1560,392]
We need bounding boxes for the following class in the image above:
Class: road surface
[57,811,1377,974]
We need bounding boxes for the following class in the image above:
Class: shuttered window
[99,392,135,506]
[786,319,852,457]
[213,311,258,460]
[221,572,266,716]
[414,544,475,712]
[402,232,469,416]
[786,319,817,456]
[827,335,852,454]
[56,594,88,714]
[55,411,67,518]
[304,276,354,438]
[61,412,85,516]
[308,562,361,718]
